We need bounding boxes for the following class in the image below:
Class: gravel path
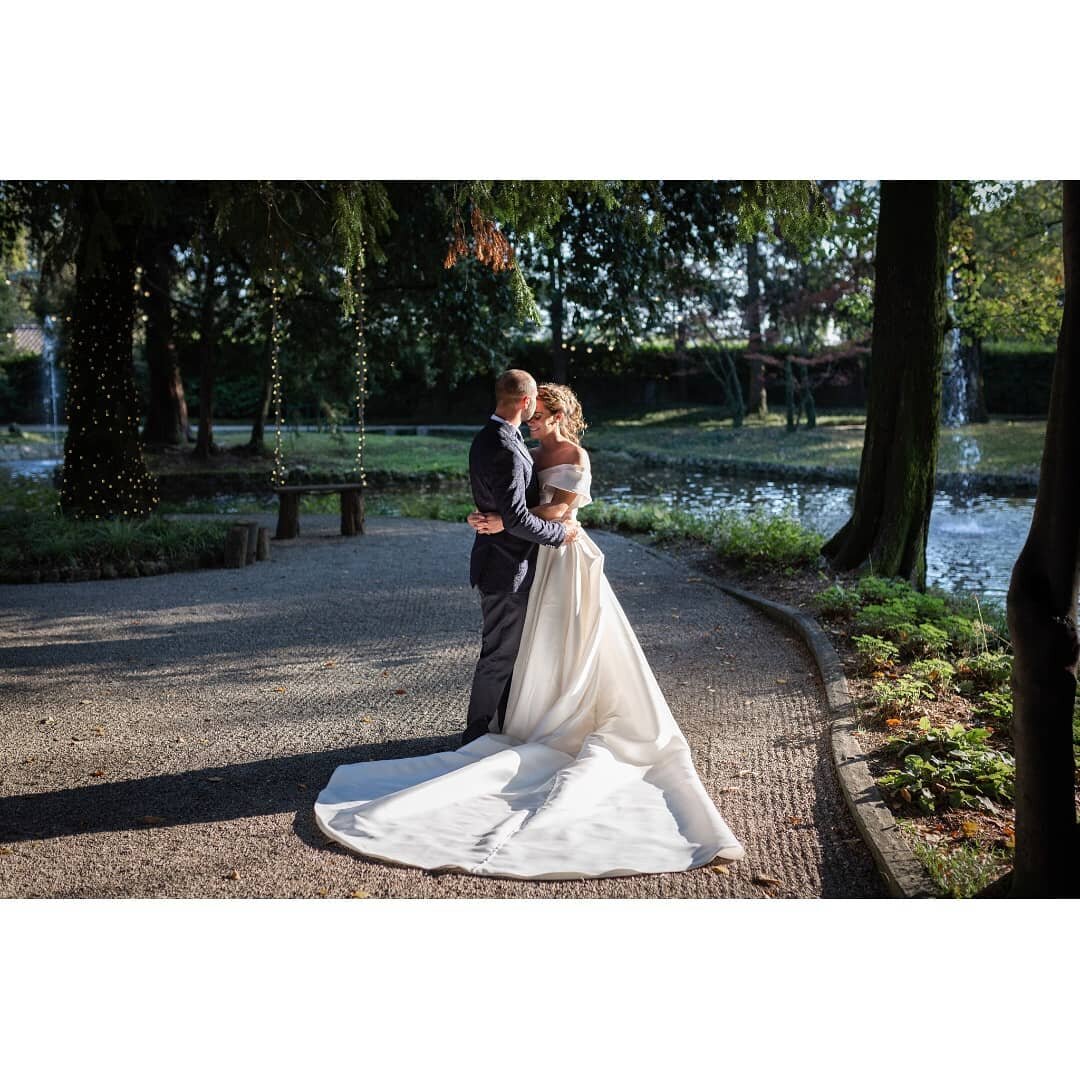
[0,515,887,899]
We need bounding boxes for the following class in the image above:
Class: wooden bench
[273,484,365,540]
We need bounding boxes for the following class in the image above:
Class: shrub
[908,658,956,690]
[955,651,1012,694]
[872,674,935,720]
[853,634,900,672]
[878,720,1015,814]
[815,584,861,619]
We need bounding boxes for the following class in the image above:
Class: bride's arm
[473,489,575,533]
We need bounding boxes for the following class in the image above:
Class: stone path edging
[713,582,939,899]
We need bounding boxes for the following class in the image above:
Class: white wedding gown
[315,463,746,878]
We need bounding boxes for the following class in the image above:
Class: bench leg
[276,493,300,540]
[341,490,364,536]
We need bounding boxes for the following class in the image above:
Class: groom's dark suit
[463,416,566,745]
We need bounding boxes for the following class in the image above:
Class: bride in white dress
[315,384,745,878]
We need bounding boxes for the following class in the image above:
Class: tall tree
[60,182,158,519]
[821,181,951,588]
[1000,179,1080,898]
[744,236,767,417]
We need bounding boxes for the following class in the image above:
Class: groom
[461,369,579,746]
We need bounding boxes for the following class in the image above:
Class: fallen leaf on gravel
[89,770,105,778]
[0,846,13,856]
[224,869,240,881]
[93,726,105,736]
[78,699,92,705]
[885,717,903,728]
[716,786,740,794]
[358,715,373,723]
[349,889,370,898]
[788,816,803,826]
[775,678,788,685]
[710,865,730,875]
[139,816,165,826]
[317,887,329,897]
[743,699,753,706]
[752,874,783,889]
[323,661,337,668]
[961,820,979,838]
[272,687,286,693]
[394,689,407,695]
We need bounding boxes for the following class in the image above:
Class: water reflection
[592,465,1032,602]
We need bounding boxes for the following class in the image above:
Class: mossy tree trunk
[60,182,158,520]
[1003,179,1080,898]
[140,228,189,447]
[248,302,274,453]
[821,180,950,589]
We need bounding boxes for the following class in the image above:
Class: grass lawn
[583,407,1045,477]
[148,432,472,480]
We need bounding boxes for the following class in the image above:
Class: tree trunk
[800,362,816,428]
[821,181,950,589]
[784,357,796,431]
[745,238,768,419]
[140,230,189,446]
[194,250,218,460]
[674,318,689,401]
[549,231,566,384]
[59,182,158,520]
[1004,179,1080,898]
[962,338,989,423]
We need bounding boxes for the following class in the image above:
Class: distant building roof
[10,323,43,354]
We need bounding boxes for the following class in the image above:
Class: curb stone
[637,544,938,899]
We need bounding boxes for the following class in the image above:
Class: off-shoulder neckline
[537,462,590,474]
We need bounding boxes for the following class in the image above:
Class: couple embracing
[315,369,744,880]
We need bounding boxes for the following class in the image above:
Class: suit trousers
[463,588,530,744]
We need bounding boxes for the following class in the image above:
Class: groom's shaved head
[495,369,536,407]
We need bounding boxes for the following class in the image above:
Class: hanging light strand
[353,250,367,488]
[269,278,286,488]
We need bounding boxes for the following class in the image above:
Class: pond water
[1,455,1033,601]
[591,462,1032,602]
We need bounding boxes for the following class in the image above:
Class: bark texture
[60,183,158,520]
[140,230,189,446]
[821,181,950,588]
[1004,180,1080,897]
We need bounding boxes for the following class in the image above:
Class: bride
[315,383,745,878]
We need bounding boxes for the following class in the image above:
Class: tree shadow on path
[0,735,457,845]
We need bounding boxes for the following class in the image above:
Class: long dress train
[314,462,745,878]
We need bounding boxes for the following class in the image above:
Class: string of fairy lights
[269,278,286,489]
[267,251,366,490]
[59,259,160,520]
[353,250,367,488]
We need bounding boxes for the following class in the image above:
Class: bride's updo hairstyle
[536,383,588,445]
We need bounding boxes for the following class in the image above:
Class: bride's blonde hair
[536,383,587,445]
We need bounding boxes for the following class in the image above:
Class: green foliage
[908,658,956,690]
[871,674,937,721]
[852,634,899,671]
[879,719,1015,814]
[816,584,862,620]
[973,689,1014,725]
[0,507,229,581]
[951,181,1064,346]
[955,651,1012,694]
[579,501,823,569]
[907,828,1012,899]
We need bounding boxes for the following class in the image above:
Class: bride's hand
[467,511,504,535]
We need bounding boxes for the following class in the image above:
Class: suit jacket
[469,418,566,593]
